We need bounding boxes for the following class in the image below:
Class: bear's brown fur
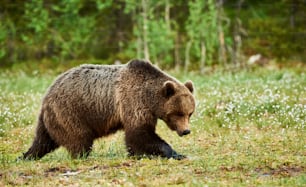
[23,59,195,160]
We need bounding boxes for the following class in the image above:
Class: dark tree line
[0,0,305,69]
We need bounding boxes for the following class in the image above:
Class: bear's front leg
[124,127,186,160]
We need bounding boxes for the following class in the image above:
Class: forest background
[0,0,305,71]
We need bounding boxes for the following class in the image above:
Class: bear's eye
[176,112,185,117]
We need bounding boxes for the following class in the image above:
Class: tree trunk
[184,40,192,72]
[142,0,150,61]
[137,34,142,59]
[165,0,172,67]
[290,0,297,28]
[174,33,181,69]
[233,0,243,68]
[200,41,206,74]
[165,0,171,30]
[234,33,242,67]
[217,0,227,65]
[218,26,226,65]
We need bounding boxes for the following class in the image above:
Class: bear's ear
[184,80,194,93]
[162,81,176,98]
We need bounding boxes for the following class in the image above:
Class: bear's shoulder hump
[127,59,153,69]
[126,59,163,77]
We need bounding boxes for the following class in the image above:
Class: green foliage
[0,1,305,67]
[24,0,49,35]
[0,16,17,64]
[96,0,113,11]
[147,14,174,65]
[124,0,175,66]
[1,0,97,64]
[21,0,50,59]
[232,0,306,61]
[186,0,218,65]
[0,22,8,59]
[246,18,304,59]
[51,0,96,60]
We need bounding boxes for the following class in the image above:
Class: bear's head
[160,80,195,137]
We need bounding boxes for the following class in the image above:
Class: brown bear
[23,59,195,160]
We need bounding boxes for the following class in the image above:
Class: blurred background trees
[0,0,305,69]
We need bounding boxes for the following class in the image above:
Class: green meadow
[0,65,305,186]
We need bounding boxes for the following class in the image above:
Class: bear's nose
[182,129,191,136]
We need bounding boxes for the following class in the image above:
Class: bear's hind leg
[64,135,94,159]
[43,110,95,159]
[23,114,59,160]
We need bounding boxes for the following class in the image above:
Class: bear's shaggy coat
[23,59,195,160]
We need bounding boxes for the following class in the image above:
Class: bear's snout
[178,129,191,137]
[182,129,190,136]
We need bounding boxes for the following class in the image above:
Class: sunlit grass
[0,66,305,186]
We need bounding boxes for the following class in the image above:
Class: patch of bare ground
[255,164,305,178]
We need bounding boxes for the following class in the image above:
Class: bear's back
[43,64,123,126]
[47,64,122,97]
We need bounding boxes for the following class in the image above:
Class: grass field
[0,65,305,186]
